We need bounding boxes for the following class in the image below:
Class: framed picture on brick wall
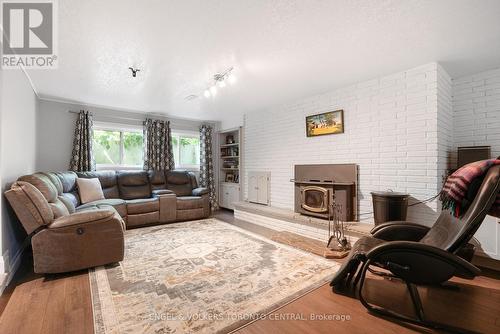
[306,109,344,137]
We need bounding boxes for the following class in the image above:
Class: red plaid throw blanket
[440,159,500,218]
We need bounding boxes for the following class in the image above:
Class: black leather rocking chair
[330,165,500,333]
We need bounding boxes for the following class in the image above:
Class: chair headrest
[422,165,500,252]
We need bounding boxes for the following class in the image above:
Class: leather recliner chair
[330,165,500,332]
[4,173,125,274]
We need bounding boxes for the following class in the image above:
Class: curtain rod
[68,110,149,122]
[67,110,217,125]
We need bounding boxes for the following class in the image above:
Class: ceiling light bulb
[210,86,217,96]
[204,89,211,98]
[227,73,237,85]
[218,80,226,88]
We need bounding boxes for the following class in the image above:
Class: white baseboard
[0,246,26,295]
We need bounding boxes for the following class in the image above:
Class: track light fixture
[204,67,236,98]
[129,67,140,77]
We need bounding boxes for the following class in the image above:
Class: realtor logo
[1,0,58,68]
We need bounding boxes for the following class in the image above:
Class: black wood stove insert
[292,164,358,221]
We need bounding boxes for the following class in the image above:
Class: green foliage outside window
[123,132,143,165]
[93,129,199,168]
[172,135,200,167]
[93,129,143,166]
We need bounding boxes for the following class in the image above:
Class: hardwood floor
[1,210,499,334]
[0,254,93,334]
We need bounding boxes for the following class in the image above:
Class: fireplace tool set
[324,200,351,258]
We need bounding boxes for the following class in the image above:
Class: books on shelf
[220,146,239,157]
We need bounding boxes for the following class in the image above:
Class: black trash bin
[371,191,409,226]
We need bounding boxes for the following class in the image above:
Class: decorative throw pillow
[76,178,105,204]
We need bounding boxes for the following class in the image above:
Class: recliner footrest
[330,236,386,292]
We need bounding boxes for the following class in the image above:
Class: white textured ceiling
[28,0,500,122]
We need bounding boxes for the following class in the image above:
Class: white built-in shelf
[218,126,243,211]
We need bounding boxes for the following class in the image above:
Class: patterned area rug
[90,219,339,333]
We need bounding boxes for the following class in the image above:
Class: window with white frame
[171,131,200,170]
[93,122,144,169]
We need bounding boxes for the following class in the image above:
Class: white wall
[220,113,244,131]
[36,100,77,171]
[37,99,218,171]
[244,63,448,225]
[0,68,38,289]
[452,67,500,161]
[452,68,500,260]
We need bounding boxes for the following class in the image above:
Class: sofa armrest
[48,209,116,229]
[370,221,430,242]
[32,210,124,273]
[192,187,209,196]
[155,192,176,223]
[152,189,174,197]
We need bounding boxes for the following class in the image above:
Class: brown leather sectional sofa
[4,170,210,273]
[74,170,210,226]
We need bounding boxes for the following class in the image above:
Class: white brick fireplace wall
[452,67,500,261]
[244,63,448,225]
[437,65,453,186]
[452,67,500,161]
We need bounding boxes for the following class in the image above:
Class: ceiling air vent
[184,94,198,101]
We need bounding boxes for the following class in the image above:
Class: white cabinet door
[219,186,227,208]
[220,184,229,209]
[257,175,269,205]
[248,174,258,203]
[227,186,239,210]
[247,171,270,205]
[220,184,239,210]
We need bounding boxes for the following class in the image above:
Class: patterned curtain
[199,125,218,210]
[69,110,95,171]
[143,118,175,171]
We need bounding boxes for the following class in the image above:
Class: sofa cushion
[49,199,71,218]
[117,171,151,200]
[57,195,76,214]
[176,208,205,221]
[126,198,159,214]
[127,212,160,227]
[192,187,209,196]
[77,171,120,199]
[77,178,105,204]
[40,172,78,213]
[42,172,63,195]
[60,192,79,210]
[152,189,174,196]
[76,203,119,216]
[176,196,204,210]
[148,170,167,190]
[19,173,70,218]
[6,181,54,233]
[166,171,193,196]
[53,171,78,193]
[77,198,127,218]
[19,173,58,202]
[52,171,80,208]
